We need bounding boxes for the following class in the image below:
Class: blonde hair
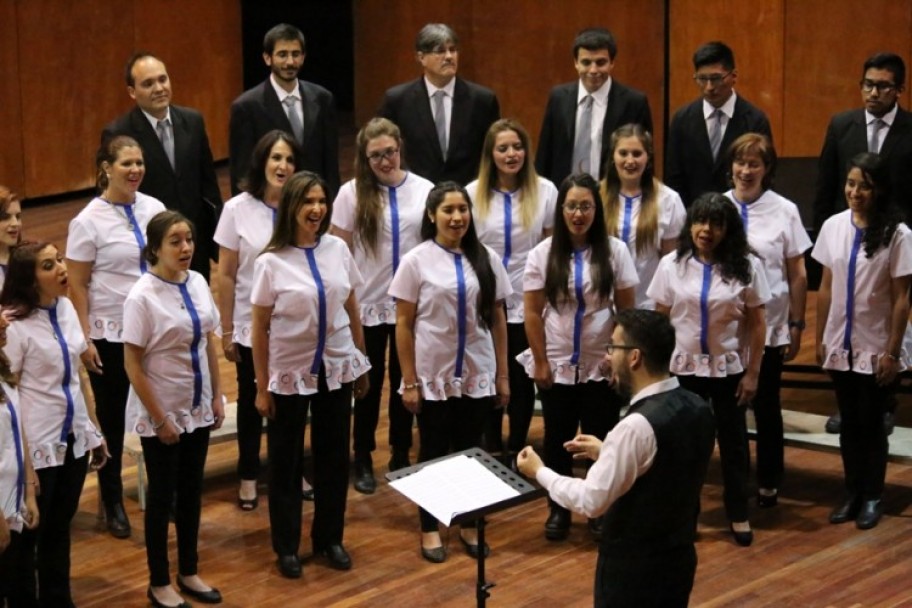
[600,124,659,256]
[474,119,539,230]
[354,118,402,256]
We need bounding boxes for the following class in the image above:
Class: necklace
[101,196,137,230]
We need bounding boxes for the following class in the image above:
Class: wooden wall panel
[133,0,242,160]
[354,0,665,173]
[668,0,785,153]
[782,0,912,157]
[0,0,24,196]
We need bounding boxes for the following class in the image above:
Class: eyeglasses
[860,80,897,94]
[367,147,399,164]
[693,71,733,86]
[562,202,595,214]
[606,343,638,354]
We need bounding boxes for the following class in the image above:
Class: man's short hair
[415,23,458,53]
[693,41,735,71]
[614,309,676,376]
[263,23,306,55]
[124,51,159,87]
[572,27,617,61]
[863,52,906,90]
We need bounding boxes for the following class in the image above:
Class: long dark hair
[419,182,497,330]
[545,174,615,308]
[676,192,752,285]
[354,117,404,255]
[264,171,333,252]
[0,241,54,318]
[240,130,303,201]
[848,152,902,257]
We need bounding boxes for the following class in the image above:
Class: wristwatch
[788,320,806,330]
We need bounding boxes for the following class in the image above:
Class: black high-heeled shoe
[729,523,754,547]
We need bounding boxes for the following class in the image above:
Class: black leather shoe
[825,414,841,434]
[420,544,447,563]
[176,577,222,604]
[147,587,190,608]
[587,517,604,541]
[856,499,883,530]
[389,448,411,472]
[829,495,862,524]
[353,459,376,495]
[757,490,778,508]
[301,486,315,501]
[318,543,352,570]
[729,523,754,547]
[458,534,490,559]
[544,508,570,541]
[277,554,302,579]
[106,503,131,539]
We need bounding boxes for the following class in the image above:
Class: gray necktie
[283,96,304,144]
[708,109,723,161]
[432,90,448,160]
[572,95,594,175]
[156,118,175,170]
[868,118,886,153]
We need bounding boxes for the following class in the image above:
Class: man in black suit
[378,23,500,186]
[535,27,653,185]
[812,52,910,436]
[813,52,911,232]
[103,52,222,281]
[665,41,772,206]
[229,23,339,196]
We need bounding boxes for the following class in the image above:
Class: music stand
[386,447,545,607]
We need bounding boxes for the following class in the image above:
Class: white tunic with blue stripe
[812,210,912,374]
[6,298,102,469]
[389,240,512,401]
[123,271,220,436]
[647,252,771,377]
[517,236,639,385]
[0,383,27,532]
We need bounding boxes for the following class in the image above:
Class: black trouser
[417,396,489,532]
[0,528,34,607]
[540,381,620,517]
[141,426,210,587]
[679,374,749,522]
[267,375,352,556]
[87,338,130,512]
[594,545,696,608]
[484,323,536,454]
[754,346,785,489]
[830,371,891,500]
[352,324,411,455]
[234,345,262,481]
[20,436,88,607]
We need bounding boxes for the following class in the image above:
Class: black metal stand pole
[475,516,494,607]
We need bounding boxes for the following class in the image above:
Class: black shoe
[729,523,754,547]
[884,411,895,437]
[544,508,570,541]
[237,491,258,511]
[587,517,604,541]
[856,499,883,530]
[829,495,862,524]
[276,554,302,579]
[757,490,778,508]
[389,448,411,472]
[353,457,376,495]
[301,485,315,501]
[106,503,131,539]
[147,587,191,608]
[458,534,490,559]
[825,414,841,434]
[420,543,447,563]
[317,543,352,570]
[176,577,222,604]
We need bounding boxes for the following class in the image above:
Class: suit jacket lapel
[130,107,174,176]
[414,79,444,163]
[170,108,190,177]
[448,78,471,162]
[880,107,911,157]
[563,84,578,145]
[263,80,294,136]
[298,81,317,145]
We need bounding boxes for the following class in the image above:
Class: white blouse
[251,235,370,395]
[213,192,275,347]
[517,236,639,385]
[331,173,433,326]
[66,193,167,342]
[467,176,558,323]
[607,183,686,309]
[6,298,102,469]
[389,240,512,401]
[0,383,26,532]
[812,210,912,374]
[123,271,220,437]
[725,189,812,346]
[647,252,771,377]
